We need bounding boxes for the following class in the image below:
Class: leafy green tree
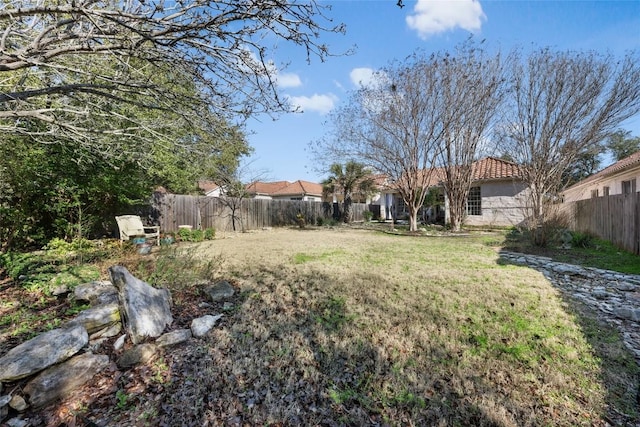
[0,1,344,155]
[322,162,376,223]
[0,112,250,249]
[607,130,640,161]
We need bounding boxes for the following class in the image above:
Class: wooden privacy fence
[154,194,371,233]
[567,193,640,255]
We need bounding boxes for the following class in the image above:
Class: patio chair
[115,215,160,246]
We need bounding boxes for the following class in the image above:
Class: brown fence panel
[570,193,639,255]
[154,195,375,233]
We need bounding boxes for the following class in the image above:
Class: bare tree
[438,41,507,231]
[315,53,450,232]
[0,0,345,153]
[499,49,640,243]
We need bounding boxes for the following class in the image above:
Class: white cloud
[350,68,375,88]
[286,93,338,115]
[406,0,486,39]
[277,72,302,88]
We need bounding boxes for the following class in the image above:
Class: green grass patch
[292,249,345,264]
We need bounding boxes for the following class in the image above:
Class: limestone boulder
[9,395,27,412]
[116,344,158,369]
[191,314,223,337]
[156,329,192,347]
[73,280,118,305]
[24,353,109,408]
[108,266,173,344]
[205,280,235,302]
[67,303,120,334]
[0,325,88,382]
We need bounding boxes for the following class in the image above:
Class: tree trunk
[343,196,353,223]
[408,204,419,232]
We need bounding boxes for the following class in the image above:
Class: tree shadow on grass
[496,254,640,426]
[153,266,551,426]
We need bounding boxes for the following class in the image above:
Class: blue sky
[244,0,640,183]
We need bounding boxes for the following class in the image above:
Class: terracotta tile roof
[272,180,323,197]
[198,180,220,193]
[471,157,523,180]
[415,157,522,187]
[565,150,640,189]
[245,180,291,195]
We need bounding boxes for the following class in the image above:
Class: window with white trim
[466,186,481,216]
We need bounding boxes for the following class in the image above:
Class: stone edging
[499,251,640,363]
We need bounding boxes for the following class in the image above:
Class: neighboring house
[245,181,290,199]
[198,180,224,197]
[373,157,530,227]
[245,180,324,201]
[562,151,640,203]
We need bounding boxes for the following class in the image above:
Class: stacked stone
[500,251,640,363]
[0,268,232,425]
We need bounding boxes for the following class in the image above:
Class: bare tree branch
[499,49,640,239]
[1,0,346,154]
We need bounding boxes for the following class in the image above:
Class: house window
[622,179,636,195]
[290,197,302,201]
[603,186,610,196]
[591,189,599,198]
[466,186,481,216]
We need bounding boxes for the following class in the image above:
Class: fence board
[569,193,639,255]
[153,194,372,234]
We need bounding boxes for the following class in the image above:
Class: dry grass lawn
[9,227,639,426]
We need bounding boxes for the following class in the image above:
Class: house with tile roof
[198,180,224,197]
[562,151,640,203]
[374,157,530,227]
[245,180,324,201]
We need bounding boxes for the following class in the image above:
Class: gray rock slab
[191,314,223,337]
[5,418,28,427]
[73,280,118,304]
[23,352,109,408]
[206,281,235,302]
[156,329,192,347]
[0,325,88,382]
[113,335,126,351]
[89,322,122,341]
[116,343,158,368]
[68,303,120,334]
[108,266,173,344]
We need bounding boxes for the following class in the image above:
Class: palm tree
[322,161,376,223]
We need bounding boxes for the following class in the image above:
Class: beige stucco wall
[464,180,530,227]
[562,166,640,203]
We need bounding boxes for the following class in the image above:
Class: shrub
[177,227,193,242]
[204,227,216,240]
[363,211,373,222]
[571,231,594,248]
[191,229,204,242]
[296,213,306,228]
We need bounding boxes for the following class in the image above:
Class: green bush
[177,227,193,242]
[363,211,373,222]
[571,231,594,248]
[191,229,204,242]
[204,227,216,240]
